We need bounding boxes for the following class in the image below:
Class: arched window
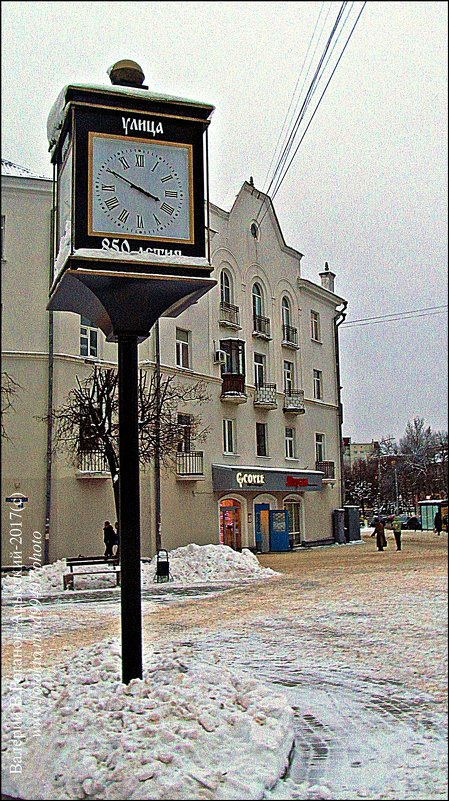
[252,282,263,319]
[281,296,291,328]
[220,269,232,305]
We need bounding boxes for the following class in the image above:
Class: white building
[2,161,347,563]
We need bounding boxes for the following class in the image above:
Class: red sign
[286,476,309,488]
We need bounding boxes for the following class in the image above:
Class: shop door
[255,503,270,552]
[220,501,241,551]
[269,510,290,552]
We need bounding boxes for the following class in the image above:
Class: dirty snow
[1,544,278,598]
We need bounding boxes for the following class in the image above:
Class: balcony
[219,302,241,329]
[252,314,271,340]
[283,389,305,414]
[221,373,247,403]
[76,450,110,478]
[253,383,277,409]
[282,324,299,349]
[316,460,336,480]
[176,451,205,480]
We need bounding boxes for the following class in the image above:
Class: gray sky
[2,1,447,442]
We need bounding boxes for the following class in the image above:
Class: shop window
[220,499,241,550]
[284,500,302,547]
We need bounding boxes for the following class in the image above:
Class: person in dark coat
[434,511,443,536]
[373,517,387,551]
[392,515,402,551]
[103,521,115,557]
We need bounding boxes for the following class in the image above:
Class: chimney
[319,262,336,293]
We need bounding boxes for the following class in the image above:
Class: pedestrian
[113,521,120,557]
[103,520,115,557]
[434,510,442,536]
[392,515,402,551]
[374,517,387,551]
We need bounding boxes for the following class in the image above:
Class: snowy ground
[1,536,448,800]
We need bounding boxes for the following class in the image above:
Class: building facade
[2,163,347,563]
[342,437,380,470]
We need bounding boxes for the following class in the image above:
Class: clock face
[88,133,193,242]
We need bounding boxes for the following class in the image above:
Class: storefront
[212,464,324,552]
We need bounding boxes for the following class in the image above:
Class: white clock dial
[89,134,193,242]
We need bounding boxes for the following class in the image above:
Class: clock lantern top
[47,62,216,340]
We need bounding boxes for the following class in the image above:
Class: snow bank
[1,545,278,598]
[2,639,295,800]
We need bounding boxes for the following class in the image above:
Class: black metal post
[118,334,143,683]
[154,320,162,552]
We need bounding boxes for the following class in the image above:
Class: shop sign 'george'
[47,60,216,339]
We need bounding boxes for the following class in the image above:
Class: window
[311,311,321,341]
[313,369,323,400]
[252,282,263,318]
[254,353,266,387]
[220,339,245,376]
[281,297,291,328]
[284,500,301,547]
[223,419,235,454]
[250,221,260,239]
[220,269,232,305]
[283,360,294,394]
[256,422,268,457]
[315,433,325,463]
[176,328,190,369]
[177,413,193,452]
[80,316,98,358]
[285,427,296,459]
[1,215,5,259]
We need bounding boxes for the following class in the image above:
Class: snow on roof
[1,158,50,180]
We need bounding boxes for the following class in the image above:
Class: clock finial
[108,60,146,88]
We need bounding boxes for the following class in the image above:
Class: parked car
[404,516,422,531]
[368,515,389,527]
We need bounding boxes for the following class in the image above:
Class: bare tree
[44,366,210,519]
[1,372,21,440]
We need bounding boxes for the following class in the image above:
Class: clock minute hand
[106,169,160,201]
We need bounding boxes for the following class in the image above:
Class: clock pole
[118,333,143,682]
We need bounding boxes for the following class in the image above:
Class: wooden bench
[1,564,34,573]
[63,555,120,590]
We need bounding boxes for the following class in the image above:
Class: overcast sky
[2,1,447,442]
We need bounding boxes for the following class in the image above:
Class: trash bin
[333,508,346,544]
[154,549,172,583]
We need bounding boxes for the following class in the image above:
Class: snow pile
[2,639,295,800]
[142,544,278,587]
[1,545,278,598]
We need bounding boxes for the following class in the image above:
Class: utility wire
[341,307,448,329]
[341,304,448,325]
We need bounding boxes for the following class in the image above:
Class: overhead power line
[340,305,448,328]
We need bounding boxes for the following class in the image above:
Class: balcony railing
[316,460,335,479]
[282,324,299,348]
[221,373,247,403]
[219,302,240,328]
[176,451,204,479]
[252,314,271,339]
[253,383,277,409]
[77,450,110,475]
[283,389,305,414]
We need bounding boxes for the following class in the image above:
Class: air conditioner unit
[214,349,227,365]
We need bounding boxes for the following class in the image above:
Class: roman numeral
[117,209,129,223]
[118,156,130,169]
[160,202,174,215]
[164,190,178,198]
[136,215,144,229]
[101,184,116,192]
[135,154,145,167]
[153,214,162,227]
[160,174,173,183]
[105,196,119,210]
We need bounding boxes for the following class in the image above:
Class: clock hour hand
[106,169,160,201]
